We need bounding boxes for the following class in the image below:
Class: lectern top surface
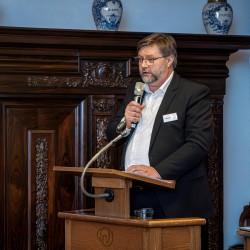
[53,166,175,189]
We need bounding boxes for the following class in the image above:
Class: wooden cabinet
[0,26,250,250]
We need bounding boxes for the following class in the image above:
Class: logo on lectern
[97,227,113,247]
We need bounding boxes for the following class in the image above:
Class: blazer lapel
[149,73,180,150]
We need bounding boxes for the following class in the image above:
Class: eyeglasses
[134,56,166,66]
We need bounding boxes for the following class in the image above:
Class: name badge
[163,113,178,123]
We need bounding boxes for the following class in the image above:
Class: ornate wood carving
[0,26,249,250]
[208,96,224,250]
[27,60,132,88]
[91,97,115,169]
[35,138,49,250]
[81,60,131,87]
[27,76,83,88]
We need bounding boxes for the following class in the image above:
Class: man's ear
[167,55,175,68]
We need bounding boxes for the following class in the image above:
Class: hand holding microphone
[125,100,144,128]
[116,82,144,133]
[125,82,145,129]
[131,81,144,128]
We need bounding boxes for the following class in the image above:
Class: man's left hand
[126,165,161,179]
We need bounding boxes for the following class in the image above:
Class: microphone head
[134,82,144,96]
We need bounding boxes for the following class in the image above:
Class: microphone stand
[80,129,129,200]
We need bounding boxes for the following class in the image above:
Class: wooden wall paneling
[0,102,4,248]
[2,97,86,249]
[0,26,250,250]
[207,95,224,249]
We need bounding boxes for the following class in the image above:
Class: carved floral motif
[27,61,133,88]
[35,138,49,250]
[92,98,115,113]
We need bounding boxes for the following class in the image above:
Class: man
[106,33,214,219]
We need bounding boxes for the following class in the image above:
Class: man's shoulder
[177,74,210,92]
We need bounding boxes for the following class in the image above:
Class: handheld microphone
[131,81,144,128]
[133,81,144,104]
[116,82,144,132]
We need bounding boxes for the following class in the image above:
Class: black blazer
[106,72,214,218]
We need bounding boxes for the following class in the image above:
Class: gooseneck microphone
[80,129,129,200]
[116,82,144,133]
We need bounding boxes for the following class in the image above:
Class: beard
[140,72,158,84]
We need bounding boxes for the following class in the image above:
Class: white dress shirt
[124,72,174,170]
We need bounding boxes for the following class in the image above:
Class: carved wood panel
[208,96,224,249]
[2,98,86,249]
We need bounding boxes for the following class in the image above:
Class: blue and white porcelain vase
[202,0,233,35]
[92,0,123,31]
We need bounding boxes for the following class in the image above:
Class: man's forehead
[138,44,161,55]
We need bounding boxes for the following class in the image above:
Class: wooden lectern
[54,166,206,250]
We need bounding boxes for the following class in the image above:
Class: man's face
[138,44,173,89]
